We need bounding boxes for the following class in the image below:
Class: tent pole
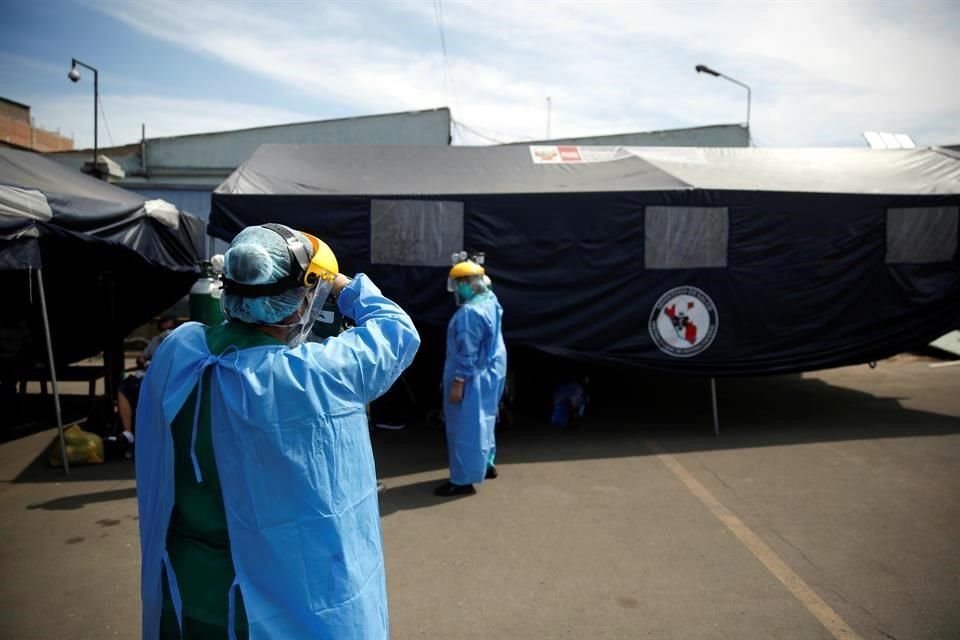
[710,377,720,437]
[37,268,69,474]
[103,274,124,404]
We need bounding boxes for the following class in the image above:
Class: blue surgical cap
[222,225,311,324]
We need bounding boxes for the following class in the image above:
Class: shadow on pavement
[378,479,457,515]
[371,369,960,482]
[11,448,135,485]
[26,487,138,511]
[7,367,958,497]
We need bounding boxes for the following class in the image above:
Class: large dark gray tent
[1,146,204,466]
[211,144,960,376]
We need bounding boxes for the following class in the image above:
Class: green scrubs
[160,323,283,639]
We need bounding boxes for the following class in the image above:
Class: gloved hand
[448,378,464,404]
[332,273,351,297]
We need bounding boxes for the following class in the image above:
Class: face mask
[268,313,306,347]
[457,282,476,304]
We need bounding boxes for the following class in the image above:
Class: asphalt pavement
[1,358,957,639]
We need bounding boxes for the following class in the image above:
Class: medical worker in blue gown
[435,258,508,497]
[135,224,420,640]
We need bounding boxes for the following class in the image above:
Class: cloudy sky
[2,0,958,149]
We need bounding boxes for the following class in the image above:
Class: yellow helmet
[449,260,485,280]
[447,260,485,294]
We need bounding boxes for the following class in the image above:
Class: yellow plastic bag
[48,424,105,467]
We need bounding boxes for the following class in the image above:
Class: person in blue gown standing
[136,224,420,639]
[435,258,507,497]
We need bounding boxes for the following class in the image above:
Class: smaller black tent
[1,147,204,468]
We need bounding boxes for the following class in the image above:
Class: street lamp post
[695,64,751,131]
[68,58,99,178]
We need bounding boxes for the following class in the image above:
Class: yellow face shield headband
[298,231,339,287]
[447,260,485,292]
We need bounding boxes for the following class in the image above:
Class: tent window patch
[644,206,729,269]
[370,199,464,266]
[886,206,958,264]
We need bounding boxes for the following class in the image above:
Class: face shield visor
[290,279,334,346]
[447,276,463,305]
[450,276,484,305]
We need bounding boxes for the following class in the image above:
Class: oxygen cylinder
[189,261,225,325]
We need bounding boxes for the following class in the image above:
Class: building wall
[146,108,452,169]
[514,124,751,148]
[0,98,74,152]
[0,98,29,123]
[0,115,74,151]
[31,127,74,152]
[46,108,451,189]
[0,116,32,148]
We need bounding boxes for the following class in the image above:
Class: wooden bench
[18,364,106,415]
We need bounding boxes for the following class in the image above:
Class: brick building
[0,97,74,152]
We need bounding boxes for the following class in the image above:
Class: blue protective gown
[136,275,420,640]
[443,290,507,485]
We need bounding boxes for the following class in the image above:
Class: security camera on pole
[68,58,99,179]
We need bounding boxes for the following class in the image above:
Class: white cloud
[80,0,960,146]
[91,2,446,109]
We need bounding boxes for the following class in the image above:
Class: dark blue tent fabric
[0,147,204,370]
[211,144,960,376]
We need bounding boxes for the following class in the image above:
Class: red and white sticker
[529,145,633,164]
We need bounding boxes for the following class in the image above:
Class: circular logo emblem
[649,286,718,358]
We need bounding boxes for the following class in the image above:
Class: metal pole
[106,275,123,404]
[546,96,552,139]
[70,59,99,178]
[710,377,719,437]
[718,73,750,130]
[93,67,98,178]
[37,268,70,473]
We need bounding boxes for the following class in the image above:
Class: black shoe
[433,481,476,497]
[485,465,498,480]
